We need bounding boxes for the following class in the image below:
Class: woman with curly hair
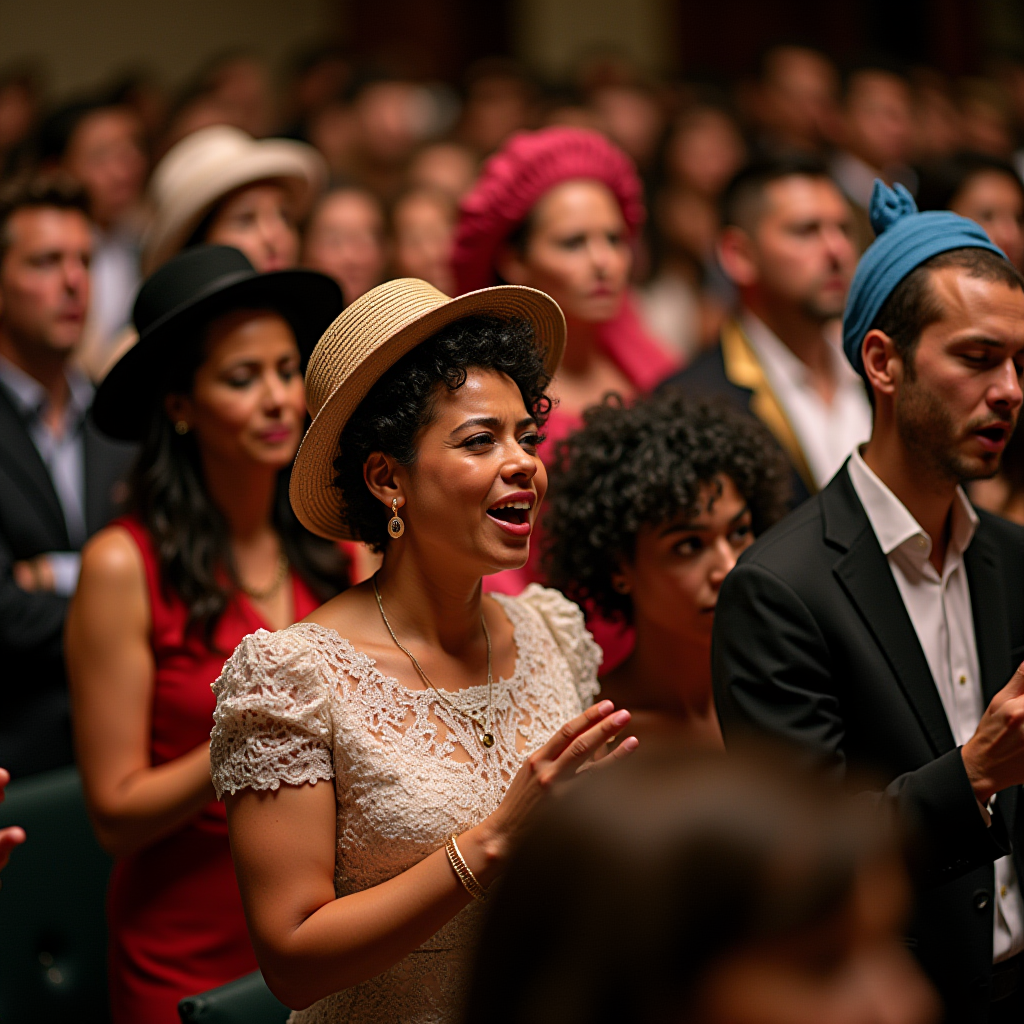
[545,392,789,746]
[208,278,637,1023]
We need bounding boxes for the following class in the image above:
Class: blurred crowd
[6,36,1024,1024]
[2,41,1024,378]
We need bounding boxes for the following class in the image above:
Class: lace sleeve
[210,627,335,799]
[515,584,601,708]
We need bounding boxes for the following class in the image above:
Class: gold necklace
[238,552,289,602]
[373,574,494,748]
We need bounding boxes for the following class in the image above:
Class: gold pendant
[480,732,495,748]
[388,516,405,538]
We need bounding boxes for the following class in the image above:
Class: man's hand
[962,662,1024,806]
[0,767,26,872]
[12,555,56,592]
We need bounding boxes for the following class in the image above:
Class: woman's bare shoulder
[79,525,146,590]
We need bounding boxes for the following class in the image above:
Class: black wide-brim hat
[92,244,344,441]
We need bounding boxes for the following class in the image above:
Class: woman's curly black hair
[334,315,552,550]
[543,391,790,623]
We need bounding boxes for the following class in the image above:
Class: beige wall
[0,0,335,98]
[514,0,676,79]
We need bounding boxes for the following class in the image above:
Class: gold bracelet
[445,833,487,903]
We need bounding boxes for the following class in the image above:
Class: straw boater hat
[143,125,326,274]
[291,277,566,541]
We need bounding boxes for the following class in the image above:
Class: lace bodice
[210,584,600,1024]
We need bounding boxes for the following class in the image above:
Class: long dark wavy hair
[129,345,348,649]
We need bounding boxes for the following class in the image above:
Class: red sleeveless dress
[106,516,321,1024]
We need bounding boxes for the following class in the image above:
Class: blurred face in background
[392,189,455,294]
[303,188,387,303]
[843,70,914,172]
[0,206,91,362]
[0,78,37,153]
[760,46,840,154]
[460,72,534,155]
[666,108,747,199]
[498,179,631,325]
[407,142,478,201]
[354,81,419,167]
[64,107,147,230]
[950,170,1024,271]
[721,175,855,322]
[592,85,664,170]
[204,181,299,272]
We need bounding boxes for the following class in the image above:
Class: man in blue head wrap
[712,179,1024,1022]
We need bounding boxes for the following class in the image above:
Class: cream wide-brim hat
[142,125,326,274]
[290,277,566,541]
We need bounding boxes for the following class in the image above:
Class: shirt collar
[848,446,978,563]
[0,353,93,427]
[741,311,859,390]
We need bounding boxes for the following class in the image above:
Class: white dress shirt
[743,313,872,489]
[849,448,1024,961]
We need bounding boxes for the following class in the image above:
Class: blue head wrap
[842,180,1006,379]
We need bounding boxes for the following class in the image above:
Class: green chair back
[178,970,291,1023]
[0,765,113,1024]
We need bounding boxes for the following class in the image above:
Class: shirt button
[1002,885,1009,898]
[960,675,967,686]
[916,537,927,550]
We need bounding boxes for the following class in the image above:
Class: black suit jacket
[662,335,813,510]
[0,387,136,778]
[713,463,1024,1022]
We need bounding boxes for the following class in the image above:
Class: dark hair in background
[869,247,1024,380]
[334,315,552,550]
[36,94,127,165]
[0,174,89,264]
[129,317,348,649]
[464,748,902,1024]
[543,393,789,623]
[915,152,1024,214]
[719,153,831,231]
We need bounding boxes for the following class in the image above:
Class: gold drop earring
[388,497,405,538]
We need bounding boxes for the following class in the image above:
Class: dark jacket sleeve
[712,560,1009,888]
[0,530,67,660]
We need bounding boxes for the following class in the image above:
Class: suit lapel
[824,471,956,756]
[720,319,818,496]
[0,385,69,545]
[965,527,1018,825]
[966,528,1013,706]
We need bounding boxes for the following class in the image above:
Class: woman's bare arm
[66,527,215,857]
[227,701,636,1009]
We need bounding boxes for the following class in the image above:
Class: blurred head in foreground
[464,749,938,1024]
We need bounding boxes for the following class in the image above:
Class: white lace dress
[210,583,601,1024]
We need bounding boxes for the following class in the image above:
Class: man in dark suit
[0,178,135,778]
[713,181,1024,1021]
[664,156,870,510]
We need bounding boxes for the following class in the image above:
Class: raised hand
[0,767,26,872]
[479,700,637,857]
[962,663,1024,805]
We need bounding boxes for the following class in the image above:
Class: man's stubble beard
[895,370,1008,485]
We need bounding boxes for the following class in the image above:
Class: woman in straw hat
[65,245,348,1023]
[143,124,326,275]
[209,277,638,1022]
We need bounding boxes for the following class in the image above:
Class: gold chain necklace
[238,552,289,602]
[373,574,494,748]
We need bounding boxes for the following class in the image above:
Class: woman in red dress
[452,127,678,663]
[65,245,348,1023]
